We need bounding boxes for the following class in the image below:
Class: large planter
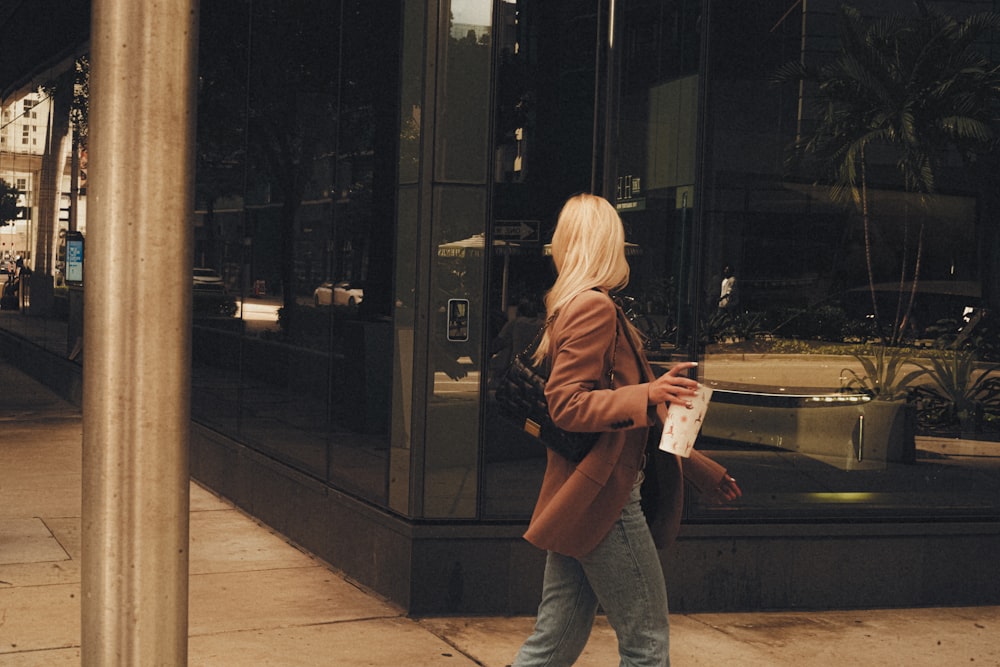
[914,435,1000,457]
[701,390,916,470]
[856,399,916,465]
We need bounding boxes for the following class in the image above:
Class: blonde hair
[533,193,633,364]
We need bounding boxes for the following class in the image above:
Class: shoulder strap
[515,313,554,360]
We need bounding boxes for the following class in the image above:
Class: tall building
[0,90,48,263]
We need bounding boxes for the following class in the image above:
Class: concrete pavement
[1,358,999,666]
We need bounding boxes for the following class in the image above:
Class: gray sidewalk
[1,358,998,666]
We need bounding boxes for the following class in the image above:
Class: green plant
[772,304,851,341]
[841,345,926,400]
[698,309,766,347]
[840,315,880,344]
[912,350,1000,433]
[931,309,1000,363]
[774,3,1000,346]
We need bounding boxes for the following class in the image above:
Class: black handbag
[494,312,618,463]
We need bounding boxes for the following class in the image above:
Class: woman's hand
[647,361,700,407]
[702,473,742,505]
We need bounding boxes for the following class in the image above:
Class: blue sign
[66,233,84,284]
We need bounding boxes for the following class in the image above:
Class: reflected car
[314,280,364,307]
[193,270,236,317]
[193,267,224,286]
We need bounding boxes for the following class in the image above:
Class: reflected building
[0,92,48,268]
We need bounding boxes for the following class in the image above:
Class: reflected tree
[776,2,1000,344]
[198,0,339,316]
[196,3,251,272]
[198,0,398,326]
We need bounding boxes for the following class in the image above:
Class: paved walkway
[1,358,999,666]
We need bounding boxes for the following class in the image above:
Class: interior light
[804,492,880,503]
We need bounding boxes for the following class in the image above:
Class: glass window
[435,0,493,183]
[3,0,996,532]
[482,0,604,518]
[190,0,401,506]
[618,0,1000,521]
[480,0,1000,523]
[419,0,494,519]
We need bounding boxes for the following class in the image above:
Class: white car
[193,267,224,287]
[314,280,364,307]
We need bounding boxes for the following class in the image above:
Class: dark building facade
[3,0,1000,614]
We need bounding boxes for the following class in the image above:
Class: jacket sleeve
[683,449,727,495]
[544,291,653,433]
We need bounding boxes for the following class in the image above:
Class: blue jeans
[513,486,670,667]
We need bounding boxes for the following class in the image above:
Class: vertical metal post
[857,414,865,462]
[688,0,713,375]
[81,0,199,664]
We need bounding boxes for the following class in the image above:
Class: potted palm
[841,345,925,463]
[913,349,1000,437]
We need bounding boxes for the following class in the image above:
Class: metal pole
[688,0,713,376]
[81,0,199,664]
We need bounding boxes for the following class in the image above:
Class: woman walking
[512,193,741,667]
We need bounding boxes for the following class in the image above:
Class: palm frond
[918,350,1000,411]
[844,346,926,400]
[939,116,994,143]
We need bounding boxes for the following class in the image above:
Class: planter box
[915,436,1000,457]
[702,389,915,470]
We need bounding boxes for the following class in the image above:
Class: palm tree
[775,2,1000,345]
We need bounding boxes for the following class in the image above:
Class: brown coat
[522,289,726,558]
